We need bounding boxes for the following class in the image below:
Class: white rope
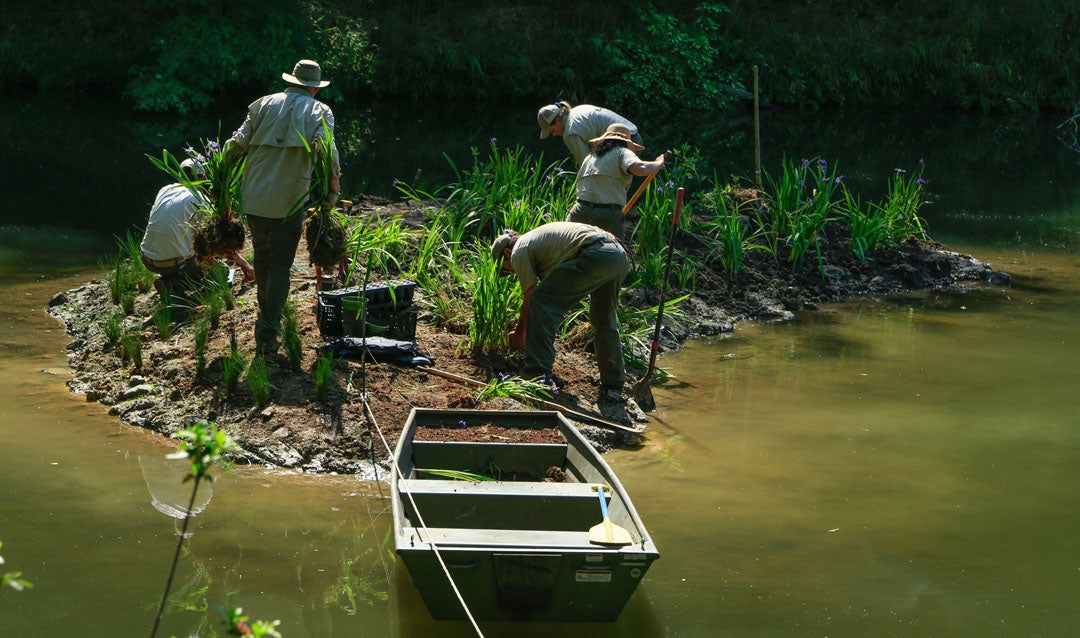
[362,395,487,638]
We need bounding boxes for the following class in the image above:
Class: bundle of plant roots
[305,208,347,270]
[193,212,246,259]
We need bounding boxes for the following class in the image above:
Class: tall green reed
[466,246,521,352]
[880,162,929,241]
[696,178,772,278]
[120,328,143,368]
[246,355,272,407]
[221,331,245,395]
[102,309,124,348]
[193,315,209,377]
[281,300,303,371]
[153,291,175,340]
[315,350,334,403]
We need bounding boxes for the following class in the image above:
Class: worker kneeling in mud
[491,221,629,405]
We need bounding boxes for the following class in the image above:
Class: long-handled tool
[588,485,633,545]
[417,366,644,434]
[622,169,659,215]
[631,187,685,412]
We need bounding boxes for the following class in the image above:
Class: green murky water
[2,105,1079,636]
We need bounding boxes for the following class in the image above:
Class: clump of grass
[194,278,224,330]
[466,246,521,352]
[282,300,303,371]
[879,162,929,242]
[206,261,235,311]
[153,290,175,340]
[120,329,143,368]
[315,350,334,403]
[246,355,272,407]
[193,315,209,377]
[106,252,139,315]
[102,309,124,348]
[696,178,772,279]
[416,469,496,482]
[221,331,245,395]
[477,373,557,403]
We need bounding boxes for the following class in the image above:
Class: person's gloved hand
[320,190,340,210]
[663,149,676,166]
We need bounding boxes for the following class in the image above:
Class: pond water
[2,100,1079,636]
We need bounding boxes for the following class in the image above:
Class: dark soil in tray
[415,422,566,444]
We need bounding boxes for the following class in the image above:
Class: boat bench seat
[398,478,607,531]
[402,526,622,549]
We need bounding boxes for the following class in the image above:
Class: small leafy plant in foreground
[1,540,33,595]
[149,420,236,638]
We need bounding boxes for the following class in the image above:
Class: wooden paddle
[589,485,633,545]
[631,187,685,412]
[417,366,644,434]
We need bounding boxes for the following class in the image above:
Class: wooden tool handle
[622,170,660,214]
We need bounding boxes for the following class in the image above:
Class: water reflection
[4,99,1080,635]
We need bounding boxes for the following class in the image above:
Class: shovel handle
[672,187,684,226]
[622,170,659,214]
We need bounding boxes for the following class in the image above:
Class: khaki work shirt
[230,87,340,219]
[575,146,640,206]
[510,221,612,291]
[562,105,639,167]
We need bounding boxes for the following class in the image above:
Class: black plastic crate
[343,306,419,342]
[319,280,416,308]
[316,280,416,336]
[316,297,345,336]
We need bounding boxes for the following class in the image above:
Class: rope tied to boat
[361,394,488,638]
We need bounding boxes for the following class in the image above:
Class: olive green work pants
[567,201,626,240]
[248,213,304,350]
[524,239,629,388]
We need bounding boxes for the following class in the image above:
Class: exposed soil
[414,422,565,444]
[46,194,1011,478]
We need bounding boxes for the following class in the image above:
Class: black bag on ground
[316,336,433,367]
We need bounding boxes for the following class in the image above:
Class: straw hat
[589,123,644,152]
[282,59,330,88]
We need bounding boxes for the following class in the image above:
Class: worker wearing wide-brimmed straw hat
[566,123,667,240]
[537,101,643,167]
[226,59,341,358]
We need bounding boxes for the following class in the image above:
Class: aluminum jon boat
[391,407,659,622]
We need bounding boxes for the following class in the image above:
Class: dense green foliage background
[3,0,1077,114]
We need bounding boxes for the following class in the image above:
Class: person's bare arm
[509,284,535,350]
[628,154,667,177]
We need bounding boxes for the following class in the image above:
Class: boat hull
[391,408,659,622]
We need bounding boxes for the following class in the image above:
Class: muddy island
[46,187,1011,476]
